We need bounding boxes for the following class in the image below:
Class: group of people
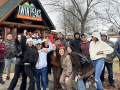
[0,29,119,90]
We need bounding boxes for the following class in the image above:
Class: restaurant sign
[16,2,42,21]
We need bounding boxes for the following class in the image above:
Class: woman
[21,35,38,90]
[49,43,62,90]
[67,46,95,90]
[59,47,73,90]
[35,38,53,90]
[89,32,114,90]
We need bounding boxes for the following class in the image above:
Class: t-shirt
[78,41,91,57]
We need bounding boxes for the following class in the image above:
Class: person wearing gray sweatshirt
[35,38,53,90]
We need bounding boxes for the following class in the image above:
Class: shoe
[110,83,115,87]
[20,74,22,79]
[6,76,10,80]
[86,82,89,88]
[102,82,105,85]
[93,82,97,89]
[0,79,5,84]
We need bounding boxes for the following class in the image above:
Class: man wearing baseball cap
[66,33,73,46]
[0,36,7,84]
[32,30,41,46]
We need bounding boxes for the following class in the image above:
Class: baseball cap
[35,40,42,45]
[34,31,38,33]
[67,33,72,36]
[81,33,87,37]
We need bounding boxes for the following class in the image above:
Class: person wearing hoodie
[100,33,116,87]
[35,38,53,90]
[89,32,114,90]
[59,47,73,90]
[0,36,7,84]
[57,32,67,47]
[32,30,41,46]
[70,31,82,50]
[3,32,16,80]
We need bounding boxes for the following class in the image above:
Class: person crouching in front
[59,47,73,90]
[35,37,53,90]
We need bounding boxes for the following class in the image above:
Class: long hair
[66,45,79,53]
[15,34,21,47]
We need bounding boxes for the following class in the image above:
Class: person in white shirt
[35,37,53,90]
[89,32,114,90]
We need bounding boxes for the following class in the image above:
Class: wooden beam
[21,19,27,24]
[1,21,50,30]
[42,18,48,26]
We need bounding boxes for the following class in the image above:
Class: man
[70,31,82,50]
[3,33,16,80]
[0,36,7,84]
[66,33,73,46]
[54,37,65,48]
[57,32,67,47]
[32,30,41,45]
[78,33,92,88]
[100,33,116,87]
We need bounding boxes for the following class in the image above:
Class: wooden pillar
[12,28,17,40]
[4,27,10,40]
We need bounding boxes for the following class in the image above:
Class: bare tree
[42,0,103,33]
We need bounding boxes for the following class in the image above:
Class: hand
[77,75,81,79]
[23,29,27,35]
[43,48,48,53]
[65,77,69,83]
[2,48,4,50]
[46,37,50,43]
[97,51,103,55]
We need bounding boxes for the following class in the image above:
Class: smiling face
[59,48,65,56]
[52,44,56,51]
[81,35,87,42]
[34,33,38,37]
[28,41,33,47]
[17,35,21,42]
[67,47,72,54]
[36,44,42,50]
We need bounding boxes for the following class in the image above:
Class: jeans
[8,65,27,90]
[77,79,86,90]
[35,67,48,90]
[0,59,5,80]
[100,62,114,84]
[24,65,35,90]
[5,57,16,77]
[92,58,104,90]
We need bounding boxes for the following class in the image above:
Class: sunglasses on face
[81,36,87,38]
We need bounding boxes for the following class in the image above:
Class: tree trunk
[81,22,85,34]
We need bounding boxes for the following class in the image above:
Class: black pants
[24,65,35,90]
[0,59,5,80]
[100,62,114,84]
[8,64,27,90]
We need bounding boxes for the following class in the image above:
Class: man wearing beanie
[100,33,116,87]
[0,36,7,84]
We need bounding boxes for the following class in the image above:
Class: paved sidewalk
[0,73,106,90]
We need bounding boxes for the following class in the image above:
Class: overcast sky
[39,0,113,33]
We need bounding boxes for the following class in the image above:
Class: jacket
[0,43,7,59]
[70,52,95,79]
[89,32,114,60]
[70,31,82,50]
[60,52,72,77]
[60,37,67,47]
[15,44,24,65]
[115,39,120,59]
[49,51,61,67]
[66,39,73,46]
[3,39,15,59]
[104,40,116,63]
[21,36,38,65]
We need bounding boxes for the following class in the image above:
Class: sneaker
[93,82,97,89]
[0,79,5,84]
[88,81,91,85]
[6,76,10,80]
[102,82,105,85]
[110,83,115,87]
[86,82,89,89]
[20,74,22,79]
